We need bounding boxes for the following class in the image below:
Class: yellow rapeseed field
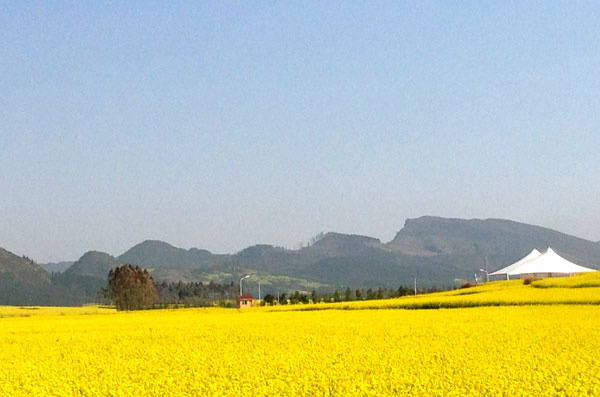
[0,305,115,319]
[1,279,599,396]
[531,271,600,288]
[268,275,600,311]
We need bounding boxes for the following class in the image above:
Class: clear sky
[2,2,599,262]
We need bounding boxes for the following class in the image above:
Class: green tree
[397,286,411,297]
[333,290,341,302]
[311,289,318,303]
[108,264,156,311]
[355,288,362,300]
[366,288,375,300]
[263,294,275,305]
[344,287,353,301]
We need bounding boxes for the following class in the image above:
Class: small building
[238,294,255,308]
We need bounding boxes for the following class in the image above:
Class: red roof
[238,294,255,300]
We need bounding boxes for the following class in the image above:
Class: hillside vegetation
[60,217,600,297]
[0,248,50,285]
[0,248,51,305]
[2,216,600,305]
[0,248,106,306]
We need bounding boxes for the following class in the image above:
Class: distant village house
[238,294,255,308]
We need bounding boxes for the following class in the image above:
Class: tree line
[106,264,452,310]
[105,264,239,310]
[263,285,448,305]
[154,280,238,307]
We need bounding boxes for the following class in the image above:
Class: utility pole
[485,257,489,282]
[414,277,417,295]
[479,257,490,283]
[258,280,261,301]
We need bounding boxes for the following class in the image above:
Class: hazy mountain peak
[237,244,286,255]
[388,216,600,265]
[306,232,382,256]
[133,240,178,250]
[64,251,119,279]
[316,232,381,244]
[78,250,116,261]
[118,240,218,269]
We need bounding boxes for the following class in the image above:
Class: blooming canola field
[269,272,600,311]
[1,281,600,396]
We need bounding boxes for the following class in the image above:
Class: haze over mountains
[2,216,600,306]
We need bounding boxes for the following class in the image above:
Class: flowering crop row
[531,271,600,288]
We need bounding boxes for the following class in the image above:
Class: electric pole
[414,277,417,295]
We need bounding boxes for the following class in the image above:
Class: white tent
[489,249,542,279]
[489,248,596,279]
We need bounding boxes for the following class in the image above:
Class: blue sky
[2,2,599,262]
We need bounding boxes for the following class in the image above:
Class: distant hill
[2,216,599,305]
[44,251,122,306]
[0,248,118,306]
[118,240,223,269]
[45,217,600,294]
[387,216,600,272]
[0,248,95,306]
[64,251,119,279]
[0,248,52,305]
[0,248,51,286]
[236,218,599,289]
[39,261,74,273]
[303,233,383,257]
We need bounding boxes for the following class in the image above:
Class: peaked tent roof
[513,248,595,275]
[490,248,596,277]
[489,249,542,276]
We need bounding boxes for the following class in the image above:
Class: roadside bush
[523,277,540,285]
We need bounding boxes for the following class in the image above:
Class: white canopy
[489,248,596,279]
[489,249,542,277]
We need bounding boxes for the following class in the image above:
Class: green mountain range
[2,216,600,305]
